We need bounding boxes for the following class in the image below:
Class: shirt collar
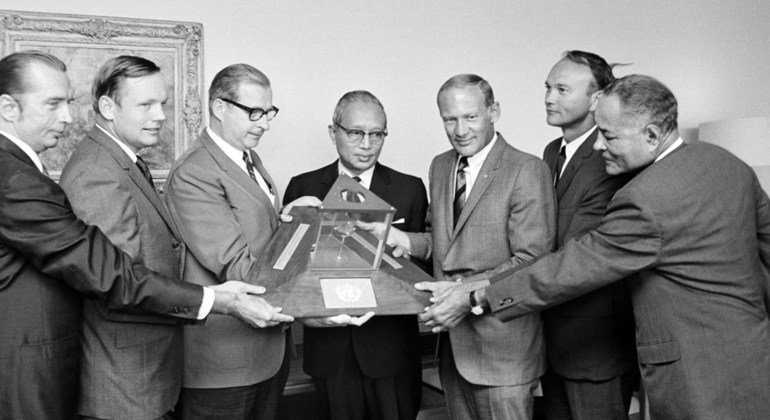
[0,129,46,173]
[560,126,596,158]
[655,137,684,163]
[207,126,250,167]
[96,124,137,163]
[338,161,375,190]
[464,132,498,169]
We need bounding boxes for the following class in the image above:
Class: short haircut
[561,50,615,93]
[332,90,386,126]
[0,50,66,99]
[208,64,271,115]
[603,74,678,134]
[92,55,160,115]
[437,74,495,107]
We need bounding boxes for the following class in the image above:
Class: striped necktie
[453,156,468,226]
[243,151,274,195]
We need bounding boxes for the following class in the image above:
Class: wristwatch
[469,290,484,315]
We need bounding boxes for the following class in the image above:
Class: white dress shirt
[457,133,498,202]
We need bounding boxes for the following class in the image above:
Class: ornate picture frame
[0,10,204,184]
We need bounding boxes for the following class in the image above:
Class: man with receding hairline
[0,51,287,419]
[421,74,770,419]
[165,63,317,419]
[284,90,428,419]
[540,50,637,420]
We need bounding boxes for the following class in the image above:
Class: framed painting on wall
[0,9,204,185]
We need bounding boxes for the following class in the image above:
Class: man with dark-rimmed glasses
[164,63,319,419]
[283,90,429,419]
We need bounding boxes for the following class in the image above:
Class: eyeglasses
[334,123,388,145]
[220,98,279,121]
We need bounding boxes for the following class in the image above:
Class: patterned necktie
[554,145,566,186]
[135,156,155,189]
[454,156,469,226]
[243,151,274,195]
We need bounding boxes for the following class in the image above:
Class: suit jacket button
[172,306,180,313]
[172,242,181,250]
[183,307,190,314]
[500,297,514,305]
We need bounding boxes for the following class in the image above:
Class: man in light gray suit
[165,63,318,419]
[369,74,556,419]
[421,74,770,419]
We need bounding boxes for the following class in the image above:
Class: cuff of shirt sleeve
[197,287,215,319]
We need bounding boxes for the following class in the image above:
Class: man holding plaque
[419,75,770,419]
[164,64,317,419]
[283,90,429,420]
[365,75,557,419]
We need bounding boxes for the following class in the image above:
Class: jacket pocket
[636,340,680,365]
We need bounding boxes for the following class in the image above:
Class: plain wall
[3,0,770,193]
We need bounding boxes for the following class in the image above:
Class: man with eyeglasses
[283,90,429,419]
[164,63,319,419]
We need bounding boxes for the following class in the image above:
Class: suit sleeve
[486,186,662,322]
[404,178,428,233]
[0,167,202,319]
[165,160,258,283]
[60,163,142,261]
[283,176,301,206]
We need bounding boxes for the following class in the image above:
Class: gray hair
[208,64,271,114]
[332,90,386,126]
[603,74,678,134]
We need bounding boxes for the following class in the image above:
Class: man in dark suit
[540,51,637,419]
[422,74,770,419]
[165,63,315,419]
[283,90,429,420]
[0,51,291,420]
[371,74,556,419]
[60,56,192,418]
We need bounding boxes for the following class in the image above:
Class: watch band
[469,290,484,315]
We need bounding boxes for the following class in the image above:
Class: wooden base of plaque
[253,207,434,317]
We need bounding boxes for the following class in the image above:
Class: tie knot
[458,156,469,171]
[352,176,362,183]
[242,151,251,164]
[559,145,566,157]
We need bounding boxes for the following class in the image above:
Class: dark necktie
[454,156,469,226]
[135,156,155,189]
[554,145,566,186]
[41,164,50,177]
[243,151,274,195]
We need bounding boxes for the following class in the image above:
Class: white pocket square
[392,218,405,225]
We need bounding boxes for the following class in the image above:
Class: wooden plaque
[252,206,433,317]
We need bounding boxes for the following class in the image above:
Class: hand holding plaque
[252,175,433,317]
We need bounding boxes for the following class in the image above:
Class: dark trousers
[311,340,422,420]
[541,367,637,420]
[176,347,291,420]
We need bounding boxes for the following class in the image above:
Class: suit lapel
[369,162,391,197]
[452,135,506,235]
[555,129,598,199]
[0,134,38,169]
[87,127,179,237]
[248,150,281,212]
[200,132,279,223]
